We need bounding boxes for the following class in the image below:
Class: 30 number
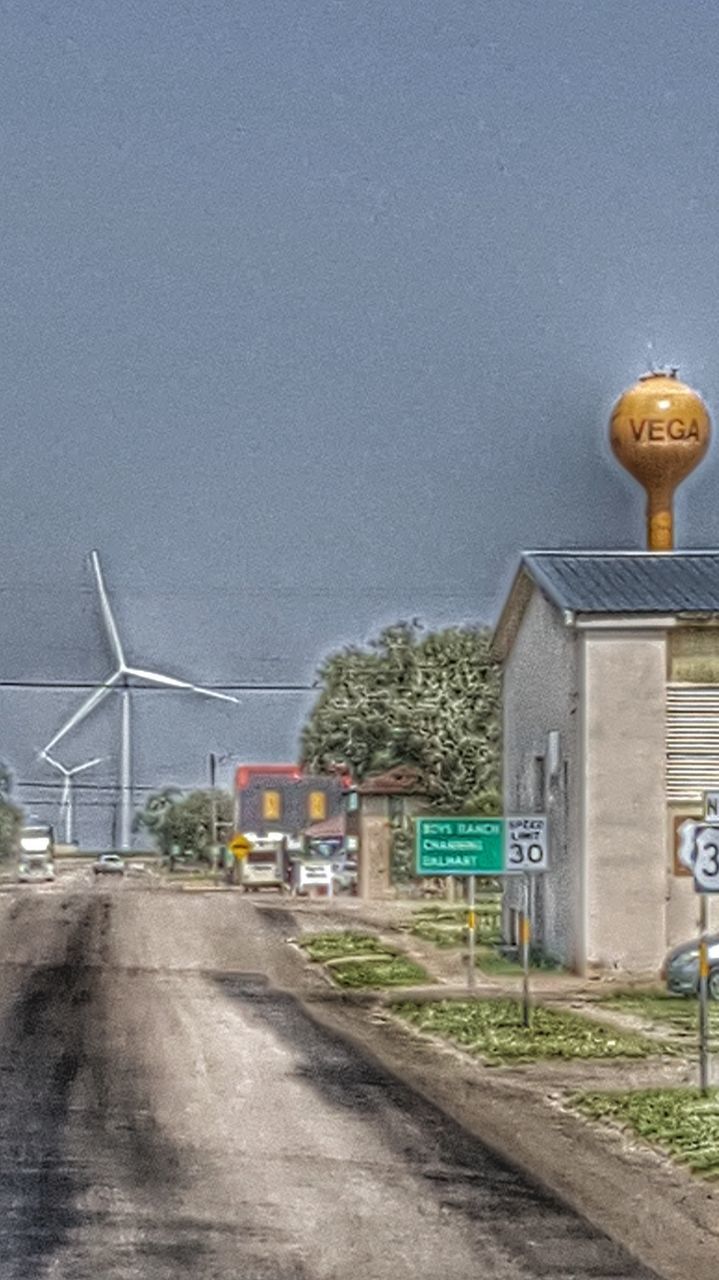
[508,841,545,866]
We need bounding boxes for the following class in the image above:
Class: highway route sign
[677,821,719,892]
[415,818,503,876]
[693,823,719,893]
[229,834,253,859]
[505,816,548,872]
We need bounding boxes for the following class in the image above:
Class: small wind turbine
[41,551,239,851]
[41,752,103,845]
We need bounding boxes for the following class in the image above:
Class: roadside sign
[705,791,719,819]
[294,860,333,896]
[229,834,253,859]
[505,816,548,872]
[415,817,503,876]
[691,823,719,893]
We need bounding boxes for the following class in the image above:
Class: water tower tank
[610,371,710,550]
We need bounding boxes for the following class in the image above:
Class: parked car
[664,933,719,998]
[93,853,125,876]
[331,856,357,894]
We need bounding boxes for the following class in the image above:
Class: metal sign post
[505,818,547,1028]
[466,874,476,991]
[699,892,710,1095]
[687,798,719,1096]
[414,814,547,1010]
[521,873,531,1027]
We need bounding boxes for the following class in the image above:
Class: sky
[2,0,719,841]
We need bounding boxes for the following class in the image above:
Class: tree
[134,788,234,862]
[0,762,23,861]
[300,621,501,813]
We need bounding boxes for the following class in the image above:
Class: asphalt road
[0,881,658,1279]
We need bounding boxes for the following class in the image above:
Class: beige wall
[358,795,391,900]
[502,587,580,968]
[583,630,667,973]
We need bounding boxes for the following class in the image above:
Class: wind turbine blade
[68,756,103,776]
[61,777,70,809]
[89,550,126,667]
[125,667,240,704]
[40,751,68,775]
[42,675,120,756]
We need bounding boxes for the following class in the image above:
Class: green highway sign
[415,817,504,876]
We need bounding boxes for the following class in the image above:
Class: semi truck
[18,823,56,883]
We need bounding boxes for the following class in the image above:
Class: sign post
[466,875,476,991]
[686,797,719,1096]
[699,892,710,1095]
[520,875,532,1028]
[414,815,547,1005]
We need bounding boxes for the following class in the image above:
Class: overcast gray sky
[2,0,719,839]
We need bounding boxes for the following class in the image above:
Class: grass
[297,932,391,963]
[296,930,430,988]
[598,992,719,1049]
[476,945,565,975]
[409,920,466,948]
[328,955,430,989]
[410,898,502,948]
[392,998,670,1064]
[572,1088,719,1177]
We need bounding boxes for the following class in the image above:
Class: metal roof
[523,550,719,614]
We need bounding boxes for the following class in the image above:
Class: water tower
[610,370,711,549]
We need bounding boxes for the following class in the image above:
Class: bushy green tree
[0,763,23,860]
[300,621,501,812]
[134,787,234,862]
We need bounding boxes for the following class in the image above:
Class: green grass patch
[328,955,430,989]
[297,931,391,963]
[393,998,669,1063]
[409,919,466,948]
[573,1088,719,1176]
[598,993,719,1049]
[475,945,565,975]
[410,899,502,947]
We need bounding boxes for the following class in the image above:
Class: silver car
[664,933,719,999]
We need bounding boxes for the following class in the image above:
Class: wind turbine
[41,551,239,851]
[40,751,103,845]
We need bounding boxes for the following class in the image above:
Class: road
[0,879,657,1280]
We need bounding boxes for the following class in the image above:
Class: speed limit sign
[690,823,719,893]
[505,816,548,873]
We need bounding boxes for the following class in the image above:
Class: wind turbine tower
[41,551,239,851]
[41,752,103,846]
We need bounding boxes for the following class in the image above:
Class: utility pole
[209,751,218,872]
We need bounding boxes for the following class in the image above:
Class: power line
[0,681,315,691]
[15,780,230,793]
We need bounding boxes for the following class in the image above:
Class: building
[235,765,345,840]
[493,549,719,976]
[353,766,428,899]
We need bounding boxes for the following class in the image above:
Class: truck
[18,823,56,883]
[239,837,288,892]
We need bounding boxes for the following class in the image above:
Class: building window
[308,790,327,821]
[262,790,282,821]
